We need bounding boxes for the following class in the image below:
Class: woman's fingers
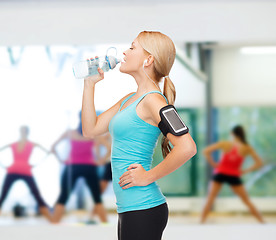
[119,174,130,185]
[98,67,104,77]
[119,178,132,187]
[122,183,134,190]
[119,171,130,180]
[127,164,140,170]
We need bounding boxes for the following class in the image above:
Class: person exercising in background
[90,132,112,221]
[94,111,112,193]
[50,112,108,224]
[96,132,112,193]
[0,126,51,220]
[200,125,265,224]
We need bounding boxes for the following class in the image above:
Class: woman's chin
[119,66,127,74]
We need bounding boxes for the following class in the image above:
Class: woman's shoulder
[244,143,253,153]
[145,91,167,102]
[143,91,168,109]
[115,92,136,106]
[123,92,136,100]
[139,91,168,123]
[219,141,233,151]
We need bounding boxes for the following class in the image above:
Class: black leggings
[102,162,112,181]
[57,164,102,205]
[0,173,47,208]
[118,202,168,240]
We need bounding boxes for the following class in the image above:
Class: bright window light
[240,46,276,55]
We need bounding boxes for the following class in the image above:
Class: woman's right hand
[211,162,219,168]
[84,56,105,84]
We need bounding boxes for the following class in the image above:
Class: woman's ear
[144,55,154,67]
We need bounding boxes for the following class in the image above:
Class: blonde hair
[137,31,176,158]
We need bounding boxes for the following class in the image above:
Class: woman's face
[119,38,148,75]
[230,132,238,142]
[20,126,29,139]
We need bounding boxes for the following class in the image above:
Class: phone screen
[163,108,188,132]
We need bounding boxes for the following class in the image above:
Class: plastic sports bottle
[72,47,121,79]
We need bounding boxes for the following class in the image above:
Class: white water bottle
[72,47,121,79]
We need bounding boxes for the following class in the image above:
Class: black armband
[158,105,189,137]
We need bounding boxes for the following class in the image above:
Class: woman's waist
[111,158,152,173]
[7,165,32,174]
[113,181,163,199]
[111,150,154,162]
[111,141,156,155]
[216,161,241,168]
[8,163,31,168]
[113,181,165,211]
[214,167,241,176]
[65,161,96,166]
[66,156,95,164]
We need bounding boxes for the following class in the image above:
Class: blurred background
[0,0,276,239]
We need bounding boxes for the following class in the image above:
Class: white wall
[212,47,276,106]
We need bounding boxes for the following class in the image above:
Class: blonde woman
[81,31,197,240]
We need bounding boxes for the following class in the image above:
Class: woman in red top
[200,125,265,223]
[0,126,51,220]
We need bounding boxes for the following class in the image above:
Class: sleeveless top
[214,146,245,177]
[65,139,96,165]
[8,141,34,176]
[108,90,169,213]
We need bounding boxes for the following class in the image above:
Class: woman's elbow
[202,148,209,156]
[82,128,95,139]
[191,142,197,158]
[182,142,197,159]
[258,161,264,168]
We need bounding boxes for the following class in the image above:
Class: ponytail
[232,125,248,144]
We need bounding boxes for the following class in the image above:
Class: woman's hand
[240,169,250,175]
[84,56,105,84]
[50,146,56,155]
[95,157,106,166]
[211,162,219,169]
[118,164,151,190]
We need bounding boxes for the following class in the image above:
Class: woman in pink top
[201,125,265,223]
[0,126,51,220]
[50,112,108,224]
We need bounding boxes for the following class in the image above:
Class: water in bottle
[72,47,121,79]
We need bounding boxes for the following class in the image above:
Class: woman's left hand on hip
[119,164,150,189]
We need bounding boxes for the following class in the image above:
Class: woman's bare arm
[50,130,69,153]
[0,144,11,152]
[241,146,264,174]
[203,141,226,168]
[96,134,111,165]
[33,142,50,154]
[145,96,197,183]
[81,79,135,138]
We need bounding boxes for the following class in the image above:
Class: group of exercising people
[0,121,265,224]
[0,112,112,224]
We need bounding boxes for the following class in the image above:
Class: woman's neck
[19,137,28,143]
[132,70,161,95]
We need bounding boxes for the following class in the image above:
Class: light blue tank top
[108,90,169,213]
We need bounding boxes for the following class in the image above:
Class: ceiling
[0,0,275,45]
